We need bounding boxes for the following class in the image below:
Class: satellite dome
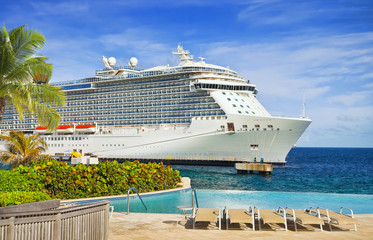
[129,57,138,68]
[108,57,116,67]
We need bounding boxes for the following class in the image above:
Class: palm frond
[0,25,16,80]
[0,130,47,166]
[32,101,62,130]
[9,25,45,62]
[28,83,65,107]
[0,25,65,129]
[5,56,52,84]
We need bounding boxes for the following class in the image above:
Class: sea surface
[173,147,373,195]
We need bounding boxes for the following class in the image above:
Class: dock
[235,162,273,175]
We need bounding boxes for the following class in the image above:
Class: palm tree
[0,130,47,167]
[0,25,65,130]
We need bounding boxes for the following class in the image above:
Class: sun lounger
[255,208,287,231]
[192,207,221,230]
[280,207,324,231]
[308,207,358,231]
[225,207,255,230]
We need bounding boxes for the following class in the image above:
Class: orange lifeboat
[75,124,96,133]
[56,125,74,134]
[35,126,48,134]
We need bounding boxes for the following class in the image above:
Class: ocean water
[173,148,373,195]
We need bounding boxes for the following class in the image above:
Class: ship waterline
[0,46,311,164]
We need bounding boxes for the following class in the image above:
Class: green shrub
[0,191,52,207]
[15,159,181,200]
[0,170,39,192]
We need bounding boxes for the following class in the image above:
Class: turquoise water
[107,189,373,214]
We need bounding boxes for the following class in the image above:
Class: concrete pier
[235,162,273,175]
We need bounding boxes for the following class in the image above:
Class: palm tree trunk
[0,97,5,122]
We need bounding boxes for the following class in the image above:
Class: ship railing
[53,67,240,87]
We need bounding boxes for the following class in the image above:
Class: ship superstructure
[0,46,311,165]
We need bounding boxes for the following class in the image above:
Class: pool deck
[109,213,373,240]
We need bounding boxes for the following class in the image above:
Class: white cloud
[29,1,89,16]
[99,28,178,68]
[328,90,373,107]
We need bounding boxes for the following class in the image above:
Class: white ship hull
[40,115,310,164]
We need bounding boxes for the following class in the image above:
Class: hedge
[0,170,38,192]
[0,191,52,207]
[15,159,181,200]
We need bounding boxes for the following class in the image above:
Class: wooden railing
[0,201,110,240]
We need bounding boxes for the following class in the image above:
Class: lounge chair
[192,207,221,230]
[280,207,324,231]
[225,207,255,230]
[308,207,358,231]
[255,207,287,231]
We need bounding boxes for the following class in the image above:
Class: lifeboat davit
[56,125,74,134]
[75,124,96,133]
[35,126,48,134]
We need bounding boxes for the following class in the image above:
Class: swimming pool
[74,189,373,214]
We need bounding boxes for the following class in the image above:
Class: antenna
[301,94,306,118]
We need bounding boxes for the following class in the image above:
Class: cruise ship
[0,46,311,165]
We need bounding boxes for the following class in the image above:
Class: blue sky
[1,0,373,147]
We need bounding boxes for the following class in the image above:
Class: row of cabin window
[195,83,254,91]
[65,84,189,102]
[60,110,225,122]
[66,80,188,98]
[64,90,208,104]
[60,105,221,117]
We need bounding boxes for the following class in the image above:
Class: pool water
[108,189,373,214]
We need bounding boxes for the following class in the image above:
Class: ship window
[230,92,233,95]
[240,105,244,108]
[246,105,250,108]
[222,92,226,95]
[252,111,255,114]
[268,125,273,128]
[220,125,225,129]
[235,99,238,101]
[227,123,235,131]
[243,125,248,128]
[255,125,260,128]
[238,111,242,114]
[241,99,245,102]
[227,98,231,101]
[245,111,249,114]
[250,144,259,150]
[232,104,236,107]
